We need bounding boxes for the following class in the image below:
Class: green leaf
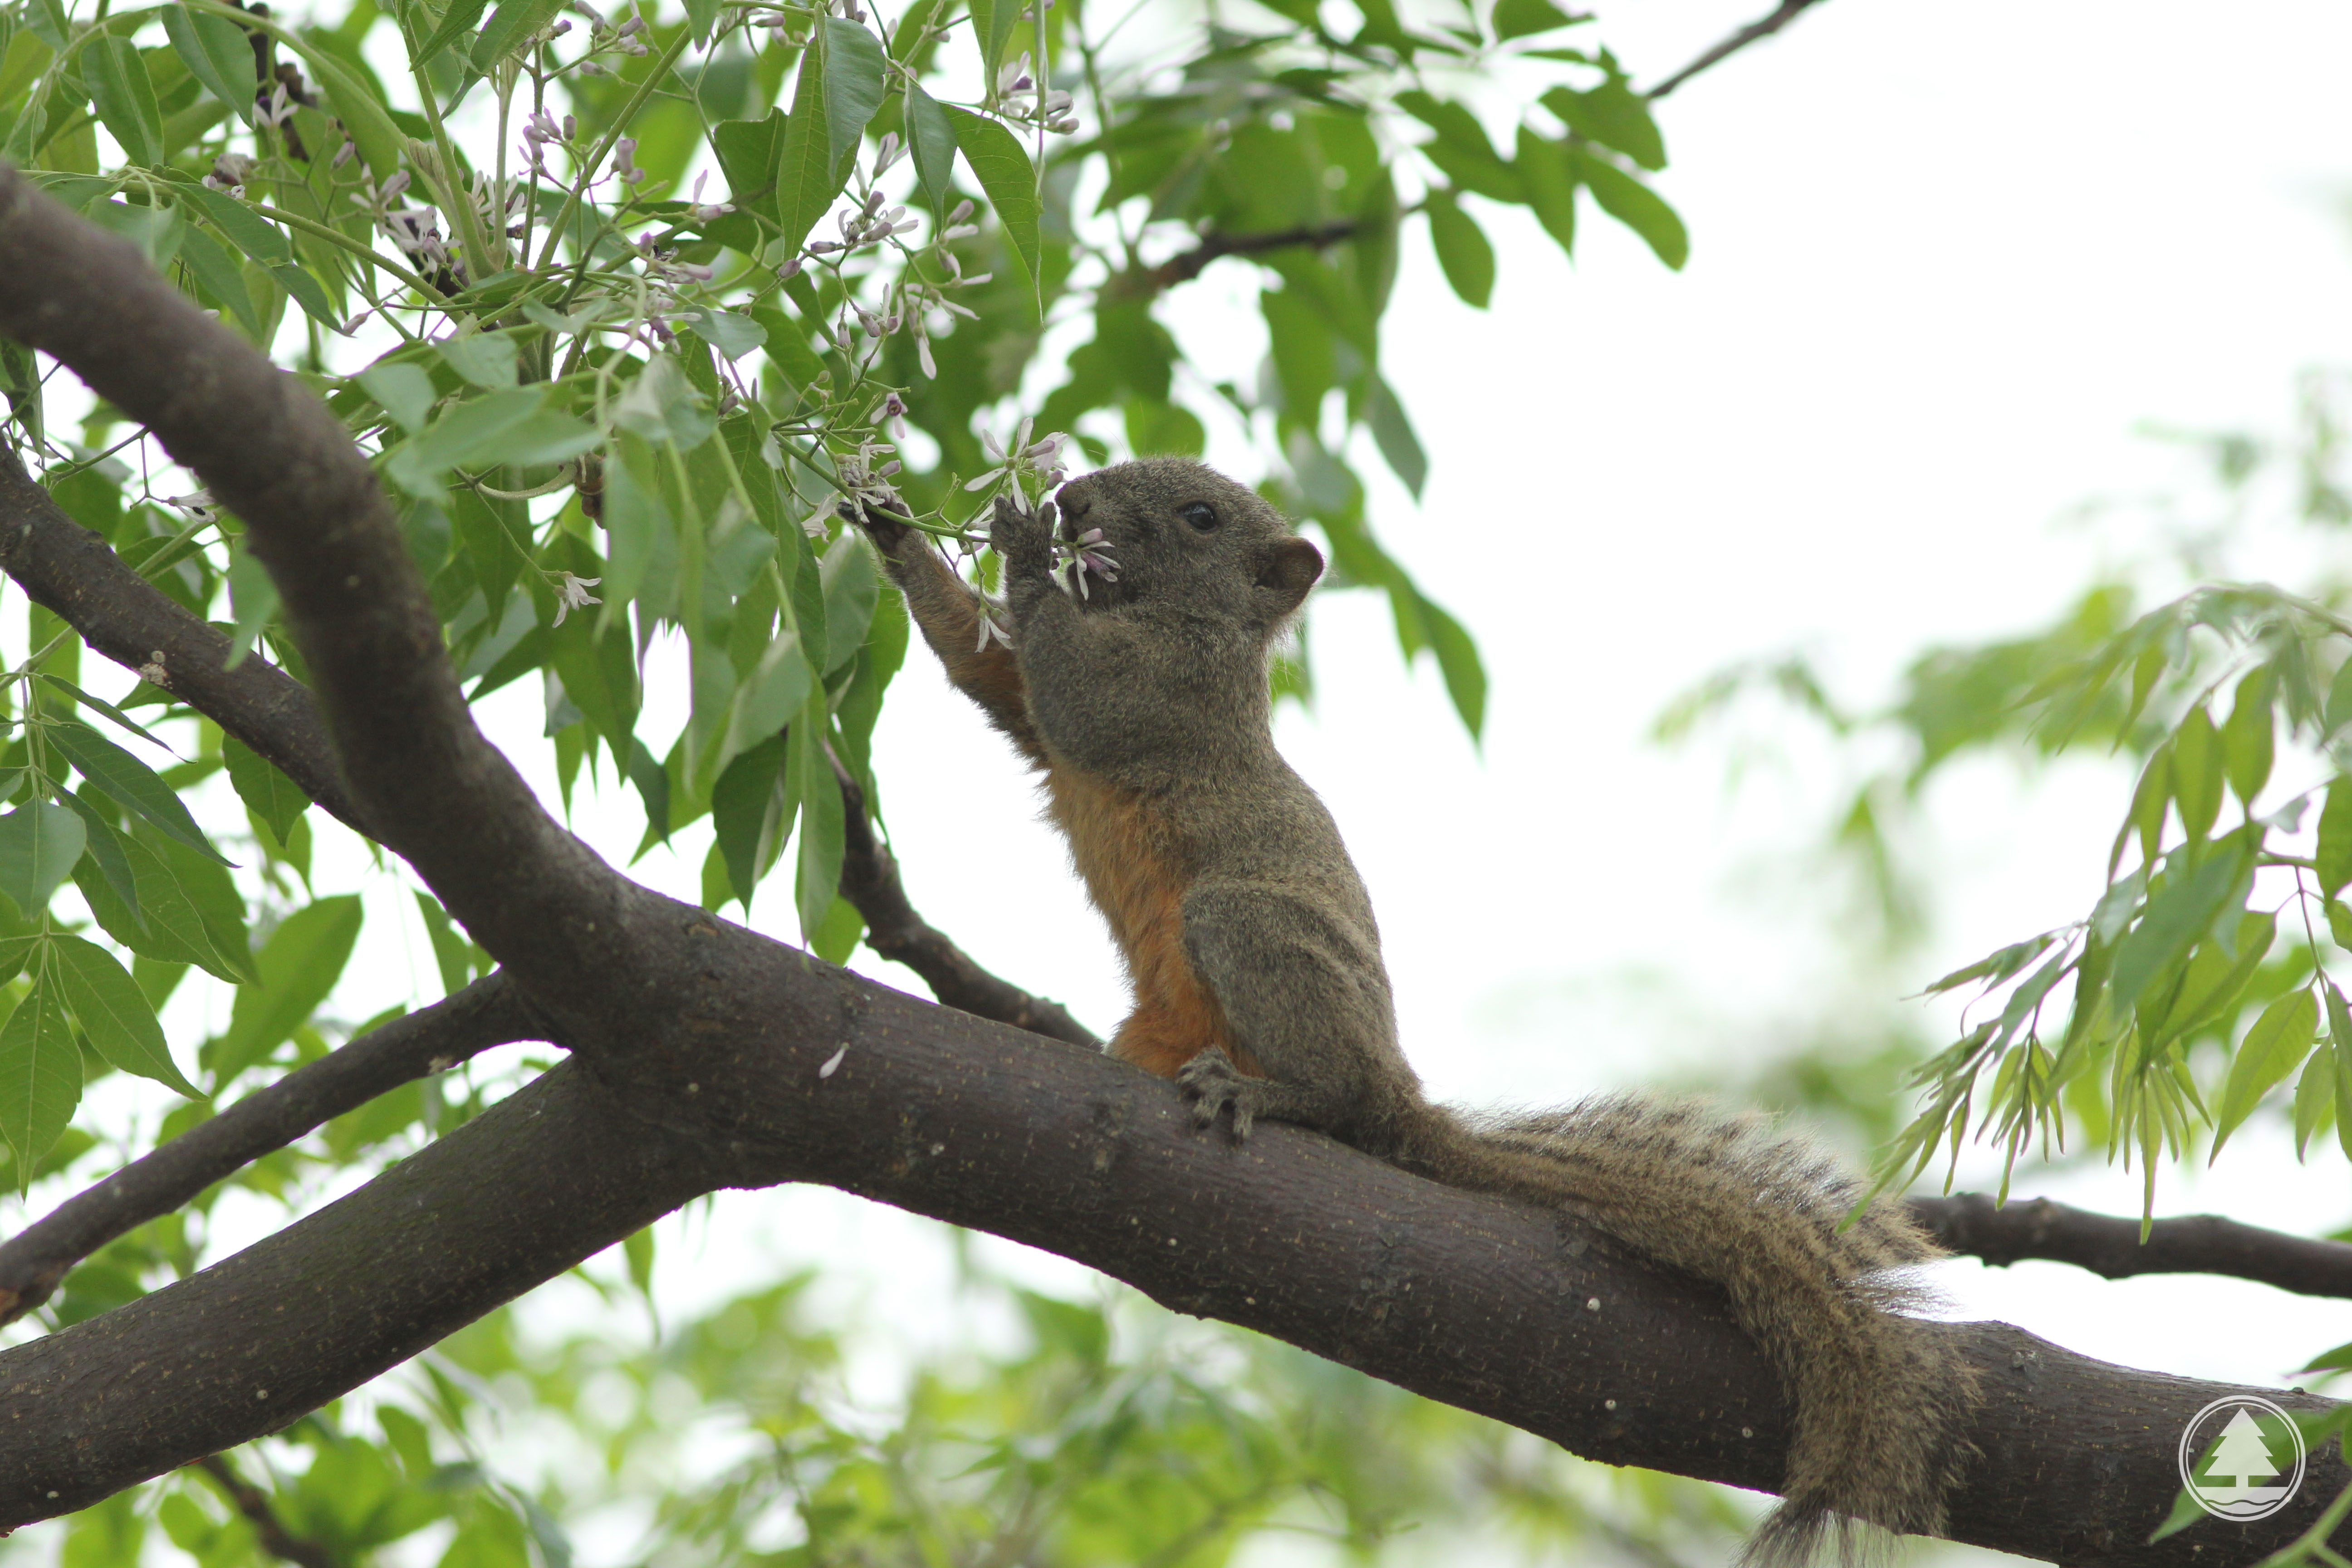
[468,0,565,72]
[686,309,764,361]
[2328,657,2352,738]
[1923,932,2058,995]
[49,720,228,863]
[141,824,256,984]
[791,689,844,945]
[163,3,258,126]
[184,183,294,265]
[437,332,519,389]
[224,736,309,844]
[2146,1481,2211,1544]
[1424,192,1494,309]
[1542,79,1666,170]
[774,47,843,255]
[76,833,243,983]
[966,0,1019,88]
[52,933,197,1096]
[720,631,813,776]
[2171,705,2223,840]
[1414,587,1486,740]
[2329,985,2352,1164]
[1575,152,1686,269]
[285,39,403,179]
[612,356,714,449]
[208,895,363,1084]
[0,800,86,918]
[905,80,957,214]
[2295,1039,2337,1158]
[1494,0,1580,39]
[384,387,550,493]
[34,675,172,752]
[2118,743,2171,875]
[59,792,142,931]
[415,0,492,63]
[174,222,263,335]
[2319,777,2352,897]
[2212,988,2316,1158]
[415,891,478,996]
[623,1223,655,1297]
[819,16,886,182]
[1514,125,1578,257]
[2223,667,2274,804]
[359,361,436,435]
[224,539,279,668]
[944,107,1041,303]
[598,445,671,609]
[0,972,79,1183]
[808,893,862,964]
[2111,843,2249,1013]
[710,107,786,223]
[711,735,789,909]
[85,37,165,168]
[1364,375,1426,498]
[819,528,878,674]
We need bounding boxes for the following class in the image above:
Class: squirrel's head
[1051,459,1323,632]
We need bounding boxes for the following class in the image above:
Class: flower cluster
[964,419,1070,510]
[203,152,255,196]
[1059,526,1117,597]
[830,440,905,531]
[807,186,920,256]
[994,54,1078,135]
[519,109,576,171]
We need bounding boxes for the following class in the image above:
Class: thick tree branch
[1641,0,1829,101]
[0,167,624,1014]
[0,973,545,1328]
[0,941,2341,1563]
[835,760,1099,1047]
[1913,1191,2352,1301]
[191,1455,341,1568]
[0,1056,729,1520]
[0,443,367,834]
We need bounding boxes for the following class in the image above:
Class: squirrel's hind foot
[1177,1047,1258,1140]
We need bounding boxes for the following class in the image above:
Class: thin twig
[1641,0,1829,101]
[191,1454,343,1568]
[1128,220,1368,294]
[1911,1191,2352,1300]
[833,758,1101,1048]
[0,973,546,1327]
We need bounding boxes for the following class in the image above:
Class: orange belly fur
[1044,766,1261,1081]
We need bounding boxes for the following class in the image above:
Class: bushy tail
[1391,1094,1978,1563]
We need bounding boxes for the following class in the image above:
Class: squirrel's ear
[1256,536,1323,616]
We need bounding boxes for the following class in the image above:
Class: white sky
[12,2,2352,1562]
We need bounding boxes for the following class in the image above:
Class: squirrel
[857,459,1979,1562]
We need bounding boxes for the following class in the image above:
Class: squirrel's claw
[989,493,1054,565]
[1177,1047,1255,1142]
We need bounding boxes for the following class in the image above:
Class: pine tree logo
[2179,1396,2307,1522]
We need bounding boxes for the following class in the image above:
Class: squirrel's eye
[1179,502,1218,532]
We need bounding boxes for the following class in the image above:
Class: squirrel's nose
[1055,480,1090,517]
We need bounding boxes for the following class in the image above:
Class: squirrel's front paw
[989,494,1055,570]
[1178,1046,1259,1141]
